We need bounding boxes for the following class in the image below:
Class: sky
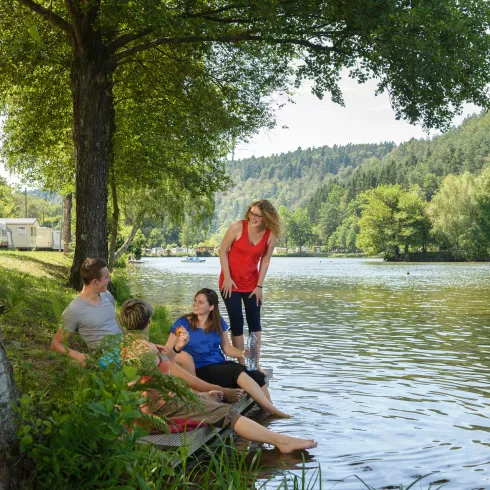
[1,74,481,184]
[233,75,481,160]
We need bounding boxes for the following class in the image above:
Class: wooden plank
[138,368,272,457]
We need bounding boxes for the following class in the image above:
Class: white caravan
[0,218,39,249]
[52,229,64,251]
[0,221,14,249]
[36,227,55,250]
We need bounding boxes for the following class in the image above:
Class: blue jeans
[220,291,261,336]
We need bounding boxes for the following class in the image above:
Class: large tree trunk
[63,193,72,254]
[69,37,115,289]
[0,334,21,489]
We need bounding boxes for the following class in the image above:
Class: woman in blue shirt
[166,288,289,418]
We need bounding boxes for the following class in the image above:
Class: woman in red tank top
[219,199,280,370]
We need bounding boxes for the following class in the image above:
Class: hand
[155,344,168,354]
[221,277,237,299]
[248,286,263,306]
[72,350,88,367]
[240,348,248,359]
[175,330,189,351]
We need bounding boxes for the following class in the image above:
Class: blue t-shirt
[170,316,228,369]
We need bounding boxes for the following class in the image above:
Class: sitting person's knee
[248,370,266,387]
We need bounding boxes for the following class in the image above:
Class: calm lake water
[127,257,490,489]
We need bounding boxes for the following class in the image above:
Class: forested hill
[308,111,490,221]
[213,142,395,230]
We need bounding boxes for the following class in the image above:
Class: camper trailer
[0,221,14,249]
[52,229,64,251]
[36,227,54,250]
[0,218,39,249]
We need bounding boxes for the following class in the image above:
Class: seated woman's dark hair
[186,288,223,334]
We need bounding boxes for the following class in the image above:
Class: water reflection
[128,257,490,489]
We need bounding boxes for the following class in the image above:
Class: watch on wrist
[173,345,183,354]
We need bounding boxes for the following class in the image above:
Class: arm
[219,221,242,298]
[109,292,122,330]
[51,328,88,366]
[220,330,246,360]
[249,234,278,305]
[161,329,189,361]
[164,332,177,355]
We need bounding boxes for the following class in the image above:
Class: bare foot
[276,436,318,453]
[204,390,224,402]
[269,407,291,418]
[223,388,244,403]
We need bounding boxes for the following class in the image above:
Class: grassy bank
[0,251,78,393]
[0,252,282,489]
[0,251,172,394]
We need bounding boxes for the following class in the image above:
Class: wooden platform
[138,369,272,459]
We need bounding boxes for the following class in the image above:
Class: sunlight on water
[128,257,490,489]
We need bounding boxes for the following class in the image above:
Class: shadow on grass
[0,251,70,281]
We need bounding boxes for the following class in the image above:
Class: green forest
[4,110,490,260]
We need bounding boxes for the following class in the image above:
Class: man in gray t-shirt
[62,291,121,350]
[51,258,122,365]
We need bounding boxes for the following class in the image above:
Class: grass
[149,305,173,345]
[0,250,174,394]
[0,251,78,393]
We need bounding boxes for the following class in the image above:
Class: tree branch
[112,31,336,65]
[111,31,253,64]
[64,0,82,49]
[107,28,154,54]
[114,213,144,262]
[16,0,71,32]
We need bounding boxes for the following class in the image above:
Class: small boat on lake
[128,259,145,264]
[181,257,206,263]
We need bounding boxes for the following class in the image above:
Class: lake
[127,257,490,489]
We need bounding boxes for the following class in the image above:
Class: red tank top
[219,220,271,292]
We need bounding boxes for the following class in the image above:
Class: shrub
[16,348,198,489]
[149,305,172,345]
[108,272,132,306]
[113,256,127,269]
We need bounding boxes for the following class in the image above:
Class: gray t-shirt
[62,291,122,349]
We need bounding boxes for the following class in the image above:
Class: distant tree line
[4,111,490,260]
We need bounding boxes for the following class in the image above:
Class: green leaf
[20,394,30,409]
[28,24,42,43]
[123,365,138,380]
[122,410,142,420]
[21,435,33,446]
